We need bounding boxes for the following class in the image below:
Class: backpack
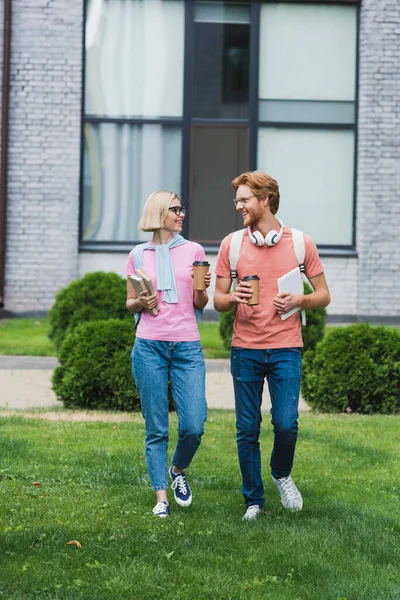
[228,228,312,326]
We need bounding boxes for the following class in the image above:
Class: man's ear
[262,195,269,207]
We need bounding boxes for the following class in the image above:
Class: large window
[257,3,357,247]
[82,0,184,242]
[81,0,358,250]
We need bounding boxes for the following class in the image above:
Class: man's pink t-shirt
[126,242,206,342]
[215,227,324,349]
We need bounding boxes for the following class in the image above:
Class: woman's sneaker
[152,501,170,518]
[242,505,263,521]
[169,467,192,507]
[272,475,303,511]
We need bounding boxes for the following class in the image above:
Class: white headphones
[248,217,284,247]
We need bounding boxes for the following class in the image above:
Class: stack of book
[128,268,159,316]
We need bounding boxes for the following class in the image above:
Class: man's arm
[214,275,253,312]
[273,272,331,316]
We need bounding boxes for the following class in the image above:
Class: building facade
[0,0,399,320]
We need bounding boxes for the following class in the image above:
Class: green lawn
[0,319,55,356]
[0,318,230,359]
[1,411,399,599]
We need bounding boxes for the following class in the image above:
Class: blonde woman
[126,191,211,517]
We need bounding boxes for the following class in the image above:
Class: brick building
[0,0,399,321]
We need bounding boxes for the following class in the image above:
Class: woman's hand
[137,290,159,312]
[204,271,212,288]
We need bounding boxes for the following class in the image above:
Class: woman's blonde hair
[139,190,179,232]
[232,171,280,214]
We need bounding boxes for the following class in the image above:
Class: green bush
[301,283,326,352]
[48,272,129,352]
[301,324,400,414]
[219,282,326,352]
[52,319,139,411]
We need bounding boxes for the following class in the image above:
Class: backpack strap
[229,228,246,289]
[291,228,311,326]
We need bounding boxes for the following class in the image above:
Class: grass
[0,318,230,359]
[0,319,55,356]
[0,410,400,599]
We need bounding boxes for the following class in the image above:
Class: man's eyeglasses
[232,196,256,208]
[169,206,187,216]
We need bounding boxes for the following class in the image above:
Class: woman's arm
[193,272,211,309]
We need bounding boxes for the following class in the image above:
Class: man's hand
[273,292,301,315]
[231,281,254,305]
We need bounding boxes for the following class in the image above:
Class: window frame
[79,0,360,256]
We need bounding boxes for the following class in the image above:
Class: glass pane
[195,2,250,24]
[259,4,357,101]
[190,126,248,243]
[85,0,184,118]
[193,19,250,118]
[258,127,355,246]
[259,100,355,125]
[82,122,182,242]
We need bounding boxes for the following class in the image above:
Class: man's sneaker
[242,504,263,521]
[272,475,303,511]
[152,501,170,518]
[169,467,192,507]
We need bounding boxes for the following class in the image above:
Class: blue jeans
[231,347,302,508]
[132,338,207,491]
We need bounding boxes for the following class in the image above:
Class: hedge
[52,319,139,411]
[48,271,130,351]
[301,323,400,414]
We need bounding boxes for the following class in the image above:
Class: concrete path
[0,356,309,412]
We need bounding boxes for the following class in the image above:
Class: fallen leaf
[112,425,117,430]
[33,482,42,487]
[214,456,218,460]
[65,540,82,549]
[59,439,64,444]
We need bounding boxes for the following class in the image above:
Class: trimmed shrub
[301,324,400,414]
[52,319,139,411]
[301,283,326,352]
[219,309,235,351]
[219,282,326,353]
[48,272,129,352]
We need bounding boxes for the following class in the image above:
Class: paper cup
[242,275,260,306]
[193,261,210,291]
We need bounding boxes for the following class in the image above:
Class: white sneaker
[272,475,303,511]
[152,501,170,517]
[242,505,263,521]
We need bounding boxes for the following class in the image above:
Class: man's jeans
[132,338,207,491]
[231,347,302,508]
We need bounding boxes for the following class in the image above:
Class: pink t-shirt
[215,227,324,349]
[126,241,206,342]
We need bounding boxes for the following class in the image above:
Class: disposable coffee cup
[193,261,210,291]
[242,275,260,306]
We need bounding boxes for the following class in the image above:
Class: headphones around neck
[248,217,284,247]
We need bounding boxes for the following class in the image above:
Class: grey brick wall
[356,0,400,317]
[2,0,400,319]
[3,0,82,312]
[0,0,4,166]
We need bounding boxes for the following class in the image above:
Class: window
[257,3,357,247]
[82,0,185,243]
[81,0,359,250]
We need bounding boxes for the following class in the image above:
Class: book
[127,270,158,316]
[127,274,147,297]
[277,266,303,321]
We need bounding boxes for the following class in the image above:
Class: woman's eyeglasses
[169,206,187,216]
